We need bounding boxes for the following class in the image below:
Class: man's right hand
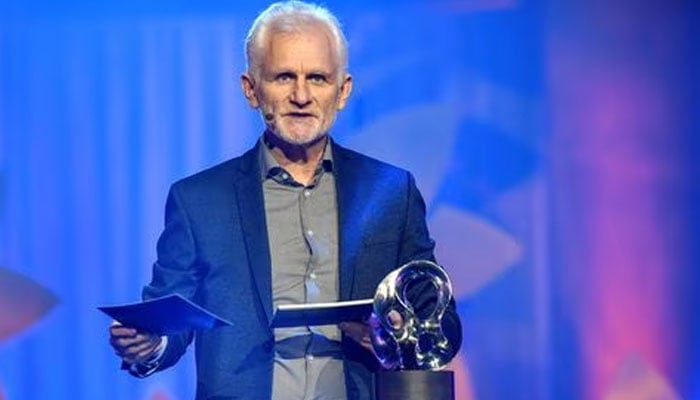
[109,323,162,365]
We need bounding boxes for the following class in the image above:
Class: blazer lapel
[233,142,273,324]
[333,142,364,301]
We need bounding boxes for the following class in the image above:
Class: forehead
[259,24,340,72]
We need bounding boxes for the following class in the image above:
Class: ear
[240,72,260,108]
[336,74,353,110]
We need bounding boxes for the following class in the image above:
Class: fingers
[120,338,161,364]
[110,324,138,339]
[109,324,161,364]
[114,335,161,364]
[339,321,373,352]
[339,321,368,339]
[110,328,148,348]
[371,311,403,330]
[387,311,403,329]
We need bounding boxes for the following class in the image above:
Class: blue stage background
[1,0,698,399]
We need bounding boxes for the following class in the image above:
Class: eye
[275,73,294,83]
[308,74,328,84]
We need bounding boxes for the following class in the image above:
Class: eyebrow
[266,69,335,79]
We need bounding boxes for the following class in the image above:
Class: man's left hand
[339,321,373,352]
[339,311,403,355]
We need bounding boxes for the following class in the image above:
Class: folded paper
[272,298,373,328]
[99,294,232,335]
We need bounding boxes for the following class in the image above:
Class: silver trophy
[371,260,456,371]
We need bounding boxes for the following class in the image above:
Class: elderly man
[109,1,462,399]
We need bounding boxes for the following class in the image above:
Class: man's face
[241,24,352,147]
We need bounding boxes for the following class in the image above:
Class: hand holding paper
[109,323,163,365]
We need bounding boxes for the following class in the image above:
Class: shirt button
[304,190,311,197]
[306,230,314,237]
[309,272,317,280]
[306,354,314,361]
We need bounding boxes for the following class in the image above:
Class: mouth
[285,112,316,119]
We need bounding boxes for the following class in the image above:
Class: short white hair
[244,1,349,79]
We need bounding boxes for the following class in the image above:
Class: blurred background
[1,0,698,399]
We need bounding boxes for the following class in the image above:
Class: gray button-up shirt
[259,138,347,400]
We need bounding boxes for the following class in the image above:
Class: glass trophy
[371,260,459,400]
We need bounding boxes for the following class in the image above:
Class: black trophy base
[374,370,455,400]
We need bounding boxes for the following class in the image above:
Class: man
[109,1,461,399]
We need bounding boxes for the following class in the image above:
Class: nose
[290,79,311,107]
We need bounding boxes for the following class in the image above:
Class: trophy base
[374,370,455,400]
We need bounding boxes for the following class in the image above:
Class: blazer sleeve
[136,183,201,374]
[399,173,463,360]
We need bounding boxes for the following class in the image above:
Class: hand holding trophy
[371,260,460,400]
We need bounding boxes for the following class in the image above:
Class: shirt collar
[257,135,334,184]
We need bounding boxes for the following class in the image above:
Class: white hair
[244,1,349,79]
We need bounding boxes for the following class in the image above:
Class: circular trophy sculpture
[371,260,457,400]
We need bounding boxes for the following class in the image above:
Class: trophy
[371,260,458,400]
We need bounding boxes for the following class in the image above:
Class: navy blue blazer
[140,140,462,399]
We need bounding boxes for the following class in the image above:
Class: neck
[265,131,328,186]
